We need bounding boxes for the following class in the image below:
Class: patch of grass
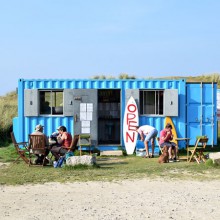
[1,146,220,185]
[0,144,18,162]
[73,150,91,156]
[205,159,219,167]
[63,164,100,170]
[205,159,215,167]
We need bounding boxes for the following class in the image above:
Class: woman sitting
[50,126,72,161]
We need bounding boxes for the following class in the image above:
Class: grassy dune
[157,73,220,87]
[0,91,17,146]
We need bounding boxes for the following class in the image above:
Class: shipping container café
[13,78,217,154]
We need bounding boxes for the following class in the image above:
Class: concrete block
[66,155,96,166]
[209,152,220,165]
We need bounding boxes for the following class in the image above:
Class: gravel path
[1,179,220,220]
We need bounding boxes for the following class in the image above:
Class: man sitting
[31,124,50,165]
[159,123,177,162]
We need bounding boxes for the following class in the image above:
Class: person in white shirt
[135,125,158,158]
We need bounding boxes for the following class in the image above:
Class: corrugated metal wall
[13,78,217,151]
[217,89,220,120]
[186,83,217,146]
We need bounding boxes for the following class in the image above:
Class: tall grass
[186,73,220,86]
[0,91,17,146]
[158,73,220,87]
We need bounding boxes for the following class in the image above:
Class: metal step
[100,150,123,156]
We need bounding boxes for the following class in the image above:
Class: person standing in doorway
[135,125,158,158]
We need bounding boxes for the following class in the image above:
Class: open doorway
[98,89,121,145]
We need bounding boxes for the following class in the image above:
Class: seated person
[50,126,72,161]
[49,126,62,148]
[50,131,59,142]
[31,124,50,165]
[159,123,177,162]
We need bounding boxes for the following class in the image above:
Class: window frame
[39,89,64,116]
[139,89,164,116]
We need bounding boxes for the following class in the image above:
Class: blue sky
[0,0,220,95]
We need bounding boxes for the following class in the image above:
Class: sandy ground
[0,179,220,220]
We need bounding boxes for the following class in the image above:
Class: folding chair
[157,137,178,159]
[28,134,47,166]
[58,134,79,156]
[156,137,163,155]
[187,136,208,163]
[68,135,79,152]
[10,132,30,164]
[78,134,91,156]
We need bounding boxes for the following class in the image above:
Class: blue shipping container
[13,79,217,153]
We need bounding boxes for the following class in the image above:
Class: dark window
[40,90,63,115]
[140,90,164,115]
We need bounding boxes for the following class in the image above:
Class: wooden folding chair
[78,134,91,156]
[10,132,30,164]
[69,135,79,152]
[28,134,47,166]
[187,136,208,163]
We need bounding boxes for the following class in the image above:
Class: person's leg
[168,146,172,159]
[171,143,177,159]
[51,146,61,161]
[144,140,149,157]
[151,138,155,157]
[151,130,158,157]
[164,142,173,160]
[173,147,177,158]
[145,129,158,158]
[59,148,68,157]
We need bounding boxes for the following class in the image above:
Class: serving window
[140,90,164,115]
[129,89,178,117]
[39,90,63,115]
